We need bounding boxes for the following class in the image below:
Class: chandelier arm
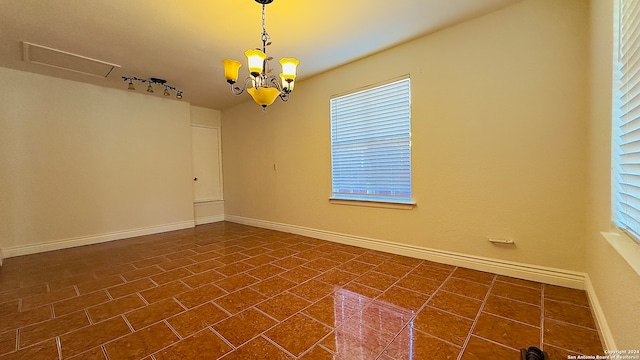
[267,76,282,90]
[230,77,253,96]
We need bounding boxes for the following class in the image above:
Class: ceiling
[0,0,521,110]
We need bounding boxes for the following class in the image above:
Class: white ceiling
[0,0,521,110]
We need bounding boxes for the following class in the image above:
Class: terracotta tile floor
[0,222,605,359]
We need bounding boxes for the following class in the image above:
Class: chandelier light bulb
[245,49,267,77]
[280,74,294,92]
[279,58,299,82]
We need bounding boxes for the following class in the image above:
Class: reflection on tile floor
[0,222,604,359]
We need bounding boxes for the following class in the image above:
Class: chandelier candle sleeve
[245,50,267,77]
[222,59,242,84]
[280,74,295,91]
[279,58,299,82]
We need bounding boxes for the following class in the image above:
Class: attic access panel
[22,41,120,78]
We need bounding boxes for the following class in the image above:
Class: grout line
[456,274,497,360]
[434,289,487,304]
[100,345,111,360]
[105,288,114,301]
[121,315,135,333]
[314,342,337,355]
[543,296,591,309]
[414,325,464,350]
[172,296,189,312]
[490,292,541,307]
[543,316,601,332]
[494,278,543,290]
[212,301,233,318]
[481,309,542,330]
[85,309,94,325]
[115,274,126,285]
[55,336,62,360]
[543,343,588,357]
[208,326,236,349]
[472,334,524,352]
[297,332,333,359]
[373,265,457,359]
[138,292,150,306]
[163,319,183,340]
[253,304,296,326]
[262,334,298,359]
[540,284,545,349]
[255,305,330,358]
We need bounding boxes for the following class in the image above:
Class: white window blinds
[613,0,640,241]
[330,77,412,203]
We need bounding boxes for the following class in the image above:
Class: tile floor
[0,222,604,359]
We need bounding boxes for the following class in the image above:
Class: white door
[191,126,222,201]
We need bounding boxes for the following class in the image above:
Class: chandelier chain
[261,4,270,52]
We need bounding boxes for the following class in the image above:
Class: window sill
[329,198,416,210]
[600,231,640,277]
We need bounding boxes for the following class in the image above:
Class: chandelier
[222,0,299,110]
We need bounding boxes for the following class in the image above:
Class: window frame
[329,76,415,209]
[612,0,640,244]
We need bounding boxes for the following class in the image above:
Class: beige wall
[586,0,640,350]
[190,105,221,128]
[0,67,194,255]
[222,0,589,271]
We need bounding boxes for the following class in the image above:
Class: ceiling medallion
[221,0,299,110]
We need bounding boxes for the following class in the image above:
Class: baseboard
[584,274,615,351]
[225,215,586,289]
[195,215,225,225]
[1,220,195,258]
[0,247,4,266]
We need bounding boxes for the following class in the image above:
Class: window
[330,77,412,205]
[612,0,640,242]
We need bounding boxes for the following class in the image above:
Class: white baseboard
[195,215,225,225]
[1,220,195,258]
[584,274,615,351]
[225,215,586,289]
